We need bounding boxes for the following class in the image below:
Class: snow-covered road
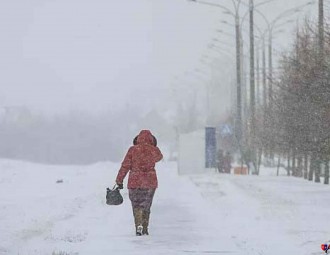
[0,160,329,255]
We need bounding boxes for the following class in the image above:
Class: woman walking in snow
[115,130,163,236]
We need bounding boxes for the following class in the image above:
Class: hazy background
[0,0,318,164]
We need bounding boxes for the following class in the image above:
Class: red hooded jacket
[116,130,163,189]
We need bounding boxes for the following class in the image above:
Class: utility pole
[256,46,260,106]
[262,37,267,108]
[319,0,324,53]
[249,0,256,170]
[267,27,273,161]
[249,0,255,117]
[268,32,273,108]
[261,36,267,161]
[188,0,243,150]
[318,0,327,184]
[235,14,242,145]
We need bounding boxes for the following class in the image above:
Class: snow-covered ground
[0,159,329,255]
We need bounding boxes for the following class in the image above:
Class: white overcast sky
[0,0,318,115]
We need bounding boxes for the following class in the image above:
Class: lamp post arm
[254,0,276,8]
[269,1,315,31]
[233,0,243,13]
[253,1,313,37]
[253,9,271,31]
[189,0,236,17]
[240,5,271,34]
[240,0,276,8]
[239,8,266,47]
[238,0,276,22]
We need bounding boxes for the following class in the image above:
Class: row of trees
[254,20,330,183]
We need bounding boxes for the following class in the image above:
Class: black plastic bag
[106,186,123,205]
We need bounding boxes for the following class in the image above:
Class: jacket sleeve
[116,147,133,184]
[153,146,163,163]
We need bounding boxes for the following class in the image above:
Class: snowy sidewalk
[1,160,329,255]
[0,160,237,255]
[189,172,330,255]
[77,163,239,255]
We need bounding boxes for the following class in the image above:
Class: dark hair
[133,136,138,145]
[133,135,157,146]
[152,135,157,146]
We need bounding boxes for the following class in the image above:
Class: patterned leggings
[128,188,156,211]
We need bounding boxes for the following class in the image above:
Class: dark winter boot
[142,210,150,235]
[133,208,143,236]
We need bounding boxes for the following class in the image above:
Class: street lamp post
[257,28,285,107]
[234,13,243,146]
[256,42,260,105]
[188,0,243,148]
[255,1,314,107]
[268,31,273,106]
[319,0,324,59]
[262,37,267,107]
[249,0,256,169]
[253,1,314,160]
